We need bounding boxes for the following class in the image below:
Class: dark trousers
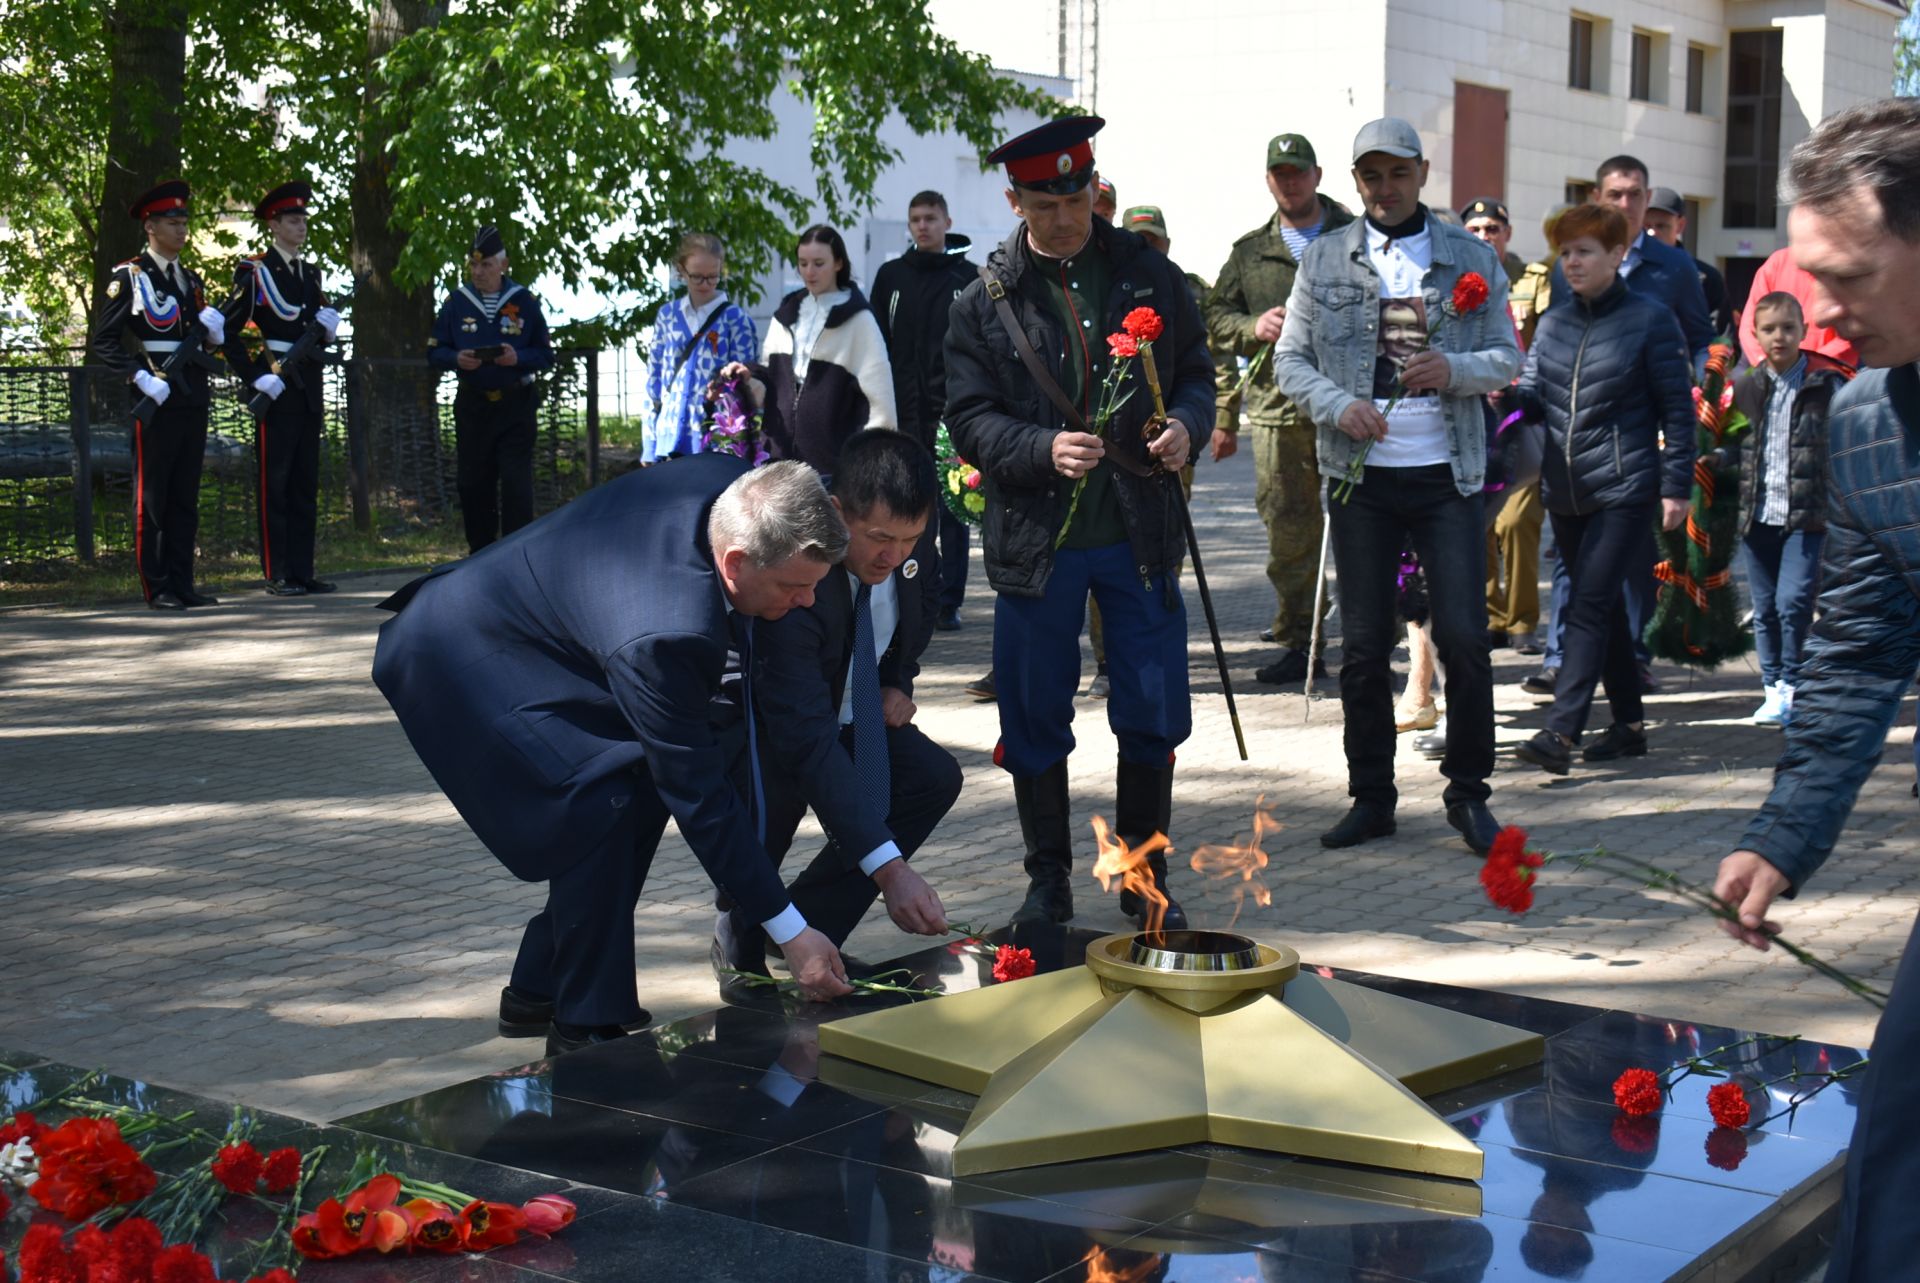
[759,723,962,945]
[1329,464,1491,806]
[1544,504,1653,739]
[508,772,669,1027]
[256,398,322,582]
[936,507,970,614]
[1543,526,1656,670]
[1826,907,1920,1283]
[132,399,208,601]
[454,385,537,553]
[1743,523,1825,688]
[992,541,1190,778]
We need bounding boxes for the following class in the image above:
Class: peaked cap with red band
[255,181,312,222]
[989,115,1105,196]
[129,180,191,222]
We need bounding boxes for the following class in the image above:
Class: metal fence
[0,349,604,578]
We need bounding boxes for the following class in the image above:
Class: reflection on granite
[6,925,1861,1281]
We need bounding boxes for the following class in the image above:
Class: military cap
[1266,133,1317,170]
[989,116,1105,195]
[1648,186,1686,217]
[129,180,191,222]
[255,181,312,222]
[1122,205,1169,240]
[1351,117,1423,163]
[471,225,506,260]
[1460,196,1510,225]
[1096,177,1116,204]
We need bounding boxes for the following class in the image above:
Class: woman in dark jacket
[1511,204,1695,774]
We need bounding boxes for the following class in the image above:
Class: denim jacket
[1739,364,1920,893]
[1271,211,1520,497]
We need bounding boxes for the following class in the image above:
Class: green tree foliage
[1899,9,1918,96]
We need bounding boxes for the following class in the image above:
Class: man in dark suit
[715,430,962,993]
[372,456,856,1053]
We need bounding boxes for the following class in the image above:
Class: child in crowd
[1731,292,1848,726]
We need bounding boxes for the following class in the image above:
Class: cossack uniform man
[428,225,554,553]
[223,181,342,596]
[91,180,230,610]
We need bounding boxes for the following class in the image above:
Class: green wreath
[935,423,985,527]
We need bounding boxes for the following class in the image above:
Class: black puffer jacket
[1515,279,1695,515]
[944,222,1214,598]
[1731,361,1847,537]
[871,233,974,449]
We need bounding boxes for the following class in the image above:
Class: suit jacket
[91,250,218,407]
[751,552,936,860]
[222,247,331,412]
[370,452,793,924]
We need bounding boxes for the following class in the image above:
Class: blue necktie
[850,582,890,817]
[740,616,767,845]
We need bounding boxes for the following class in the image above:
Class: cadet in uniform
[945,117,1215,930]
[223,181,342,596]
[428,226,555,553]
[91,181,229,610]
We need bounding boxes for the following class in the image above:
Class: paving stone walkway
[1,444,1913,1123]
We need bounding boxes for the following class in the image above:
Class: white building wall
[1822,0,1904,116]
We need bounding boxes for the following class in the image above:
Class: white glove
[252,373,285,401]
[196,305,226,346]
[133,369,171,406]
[315,307,340,340]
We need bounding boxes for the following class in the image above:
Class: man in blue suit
[1712,98,1920,1283]
[715,431,963,996]
[372,456,857,1053]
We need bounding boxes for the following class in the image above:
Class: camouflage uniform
[1487,253,1553,638]
[1205,194,1355,649]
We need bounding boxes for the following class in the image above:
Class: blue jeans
[1742,523,1824,687]
[1329,464,1492,806]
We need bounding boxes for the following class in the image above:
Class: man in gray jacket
[1272,118,1520,854]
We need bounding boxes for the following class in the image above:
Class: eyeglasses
[682,273,721,285]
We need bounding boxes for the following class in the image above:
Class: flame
[1089,815,1171,935]
[1080,1245,1165,1283]
[1187,795,1279,928]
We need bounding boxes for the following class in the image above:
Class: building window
[1565,180,1595,206]
[1724,29,1784,228]
[1630,31,1653,101]
[1570,16,1596,91]
[1686,45,1706,113]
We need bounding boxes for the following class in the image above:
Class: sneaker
[1395,700,1438,732]
[1521,667,1559,696]
[1413,715,1447,759]
[1513,632,1544,656]
[1087,666,1111,699]
[1256,648,1327,686]
[1515,728,1573,775]
[966,670,997,701]
[1751,683,1786,727]
[1582,722,1648,761]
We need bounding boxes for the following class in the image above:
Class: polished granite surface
[3,927,1860,1281]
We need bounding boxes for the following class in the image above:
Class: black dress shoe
[149,591,189,611]
[545,1022,630,1057]
[179,587,220,607]
[1515,729,1573,775]
[934,609,962,631]
[265,579,307,597]
[1010,880,1073,926]
[1321,801,1396,848]
[966,670,998,701]
[1514,633,1544,656]
[1582,722,1648,762]
[502,987,648,1038]
[1520,666,1559,696]
[1445,800,1503,854]
[300,577,337,594]
[1256,648,1327,686]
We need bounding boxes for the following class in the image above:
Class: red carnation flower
[29,1117,157,1220]
[107,1217,164,1281]
[1705,1126,1749,1171]
[248,1272,298,1283]
[1121,307,1164,342]
[1478,825,1545,915]
[1107,332,1139,360]
[992,944,1036,983]
[0,1111,46,1147]
[152,1244,218,1283]
[261,1145,301,1194]
[1450,272,1490,315]
[1612,1067,1663,1117]
[1707,1081,1752,1129]
[211,1140,264,1195]
[1610,1113,1658,1154]
[19,1222,85,1283]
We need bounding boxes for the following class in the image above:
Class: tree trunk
[92,2,187,320]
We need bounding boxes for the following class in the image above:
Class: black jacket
[1515,279,1695,516]
[222,248,332,413]
[91,251,221,408]
[944,222,1215,597]
[871,234,974,448]
[1732,361,1846,537]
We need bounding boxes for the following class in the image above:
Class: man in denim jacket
[1713,99,1920,1283]
[1272,118,1520,854]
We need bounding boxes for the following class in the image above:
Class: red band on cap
[260,196,305,219]
[138,196,187,219]
[1006,140,1093,186]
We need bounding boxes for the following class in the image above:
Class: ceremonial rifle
[129,317,224,424]
[248,315,332,418]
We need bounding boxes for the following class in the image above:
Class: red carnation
[211,1140,264,1195]
[106,1217,164,1282]
[1121,307,1164,342]
[152,1243,218,1283]
[19,1223,85,1283]
[248,1272,298,1283]
[261,1145,301,1194]
[1450,271,1490,315]
[1705,1126,1749,1171]
[992,944,1036,983]
[29,1117,157,1220]
[1478,826,1545,915]
[1107,332,1139,360]
[1612,1067,1663,1117]
[1610,1113,1658,1154]
[1707,1081,1752,1129]
[0,1112,47,1147]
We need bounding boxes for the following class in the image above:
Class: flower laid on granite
[292,1161,574,1262]
[1610,1068,1663,1117]
[1474,826,1889,1008]
[259,1147,300,1196]
[2,1137,39,1187]
[1706,1081,1752,1129]
[992,945,1036,983]
[29,1117,158,1220]
[211,1142,264,1196]
[718,967,942,1000]
[13,1215,297,1283]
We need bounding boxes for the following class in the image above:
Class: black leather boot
[1115,758,1188,932]
[1010,760,1075,924]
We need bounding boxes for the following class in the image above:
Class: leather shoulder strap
[978,264,1090,435]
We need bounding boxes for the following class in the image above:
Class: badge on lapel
[902,559,919,579]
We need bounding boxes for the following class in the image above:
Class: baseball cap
[1122,205,1169,240]
[1460,196,1510,225]
[1648,186,1686,216]
[1266,133,1317,170]
[1351,118,1423,163]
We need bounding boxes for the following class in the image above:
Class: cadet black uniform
[223,181,340,595]
[90,181,228,609]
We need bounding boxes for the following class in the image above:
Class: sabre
[1138,345,1248,762]
[1303,478,1332,723]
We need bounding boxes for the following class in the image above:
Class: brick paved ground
[1,444,1913,1125]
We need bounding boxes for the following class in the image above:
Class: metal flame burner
[1126,929,1261,972]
